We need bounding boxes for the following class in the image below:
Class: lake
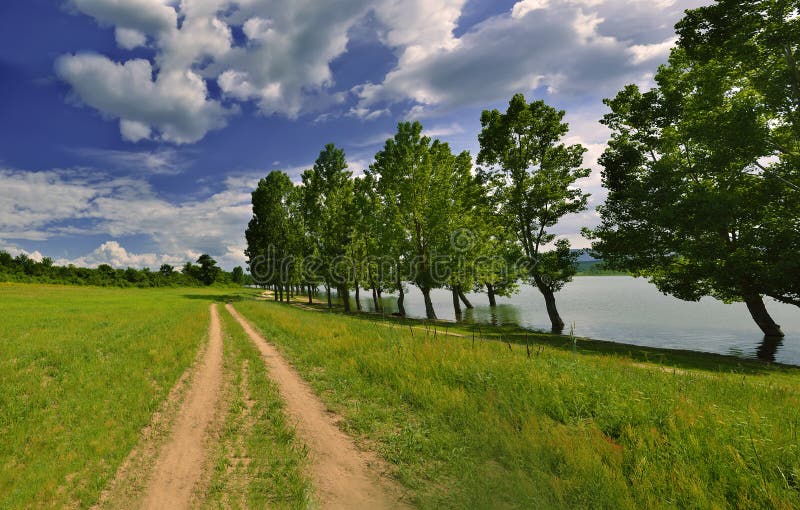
[343,276,800,366]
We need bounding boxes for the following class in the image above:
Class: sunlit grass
[0,284,218,508]
[235,299,800,509]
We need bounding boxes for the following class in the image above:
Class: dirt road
[226,304,410,509]
[139,303,224,509]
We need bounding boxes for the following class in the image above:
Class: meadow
[0,284,218,507]
[234,299,800,509]
[2,283,799,509]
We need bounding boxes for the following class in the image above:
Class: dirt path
[226,304,410,509]
[139,303,225,510]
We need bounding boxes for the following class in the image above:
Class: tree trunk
[396,277,406,316]
[307,284,313,304]
[486,282,497,307]
[744,294,784,337]
[452,287,462,317]
[278,285,284,302]
[326,284,332,308]
[536,278,564,332]
[340,285,351,312]
[273,284,278,301]
[457,286,473,309]
[354,281,362,311]
[371,285,380,312]
[421,286,437,320]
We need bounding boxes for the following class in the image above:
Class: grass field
[234,299,800,509]
[0,284,220,507]
[2,283,799,508]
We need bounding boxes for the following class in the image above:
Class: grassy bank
[235,299,800,509]
[0,284,219,507]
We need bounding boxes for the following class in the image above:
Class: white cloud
[0,167,254,269]
[355,0,703,113]
[68,0,177,34]
[1,241,44,262]
[628,37,678,64]
[115,27,147,49]
[59,0,708,144]
[70,147,190,175]
[56,53,231,143]
[56,241,191,269]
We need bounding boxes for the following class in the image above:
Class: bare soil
[138,303,225,510]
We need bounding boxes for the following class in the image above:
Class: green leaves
[592,0,800,335]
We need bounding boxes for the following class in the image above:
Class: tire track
[225,303,410,509]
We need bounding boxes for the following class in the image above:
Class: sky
[0,0,709,270]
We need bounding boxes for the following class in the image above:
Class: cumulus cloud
[59,0,706,144]
[56,241,192,269]
[0,167,255,269]
[355,0,704,113]
[56,53,231,143]
[68,0,177,34]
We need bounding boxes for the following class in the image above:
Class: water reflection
[756,336,784,362]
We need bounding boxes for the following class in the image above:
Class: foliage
[0,251,242,288]
[478,94,590,330]
[589,1,800,335]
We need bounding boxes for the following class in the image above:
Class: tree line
[246,102,591,331]
[0,251,248,288]
[247,0,799,337]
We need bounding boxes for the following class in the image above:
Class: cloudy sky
[0,0,707,269]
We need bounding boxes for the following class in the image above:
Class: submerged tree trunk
[421,286,437,320]
[744,293,784,337]
[396,277,406,316]
[457,286,473,309]
[486,282,497,307]
[452,286,462,317]
[535,278,564,332]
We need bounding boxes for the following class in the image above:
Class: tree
[160,264,174,277]
[588,10,799,336]
[478,94,590,332]
[196,254,220,286]
[369,122,471,319]
[676,0,800,312]
[245,170,294,299]
[231,266,244,284]
[302,144,355,311]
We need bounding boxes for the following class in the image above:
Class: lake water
[343,276,800,366]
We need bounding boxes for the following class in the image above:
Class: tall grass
[0,284,214,508]
[235,300,800,509]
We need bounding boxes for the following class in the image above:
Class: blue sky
[0,0,706,269]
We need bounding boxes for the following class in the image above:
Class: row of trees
[247,0,799,337]
[0,251,247,288]
[246,99,590,331]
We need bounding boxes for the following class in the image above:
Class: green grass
[0,284,222,508]
[202,306,313,508]
[234,299,800,509]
